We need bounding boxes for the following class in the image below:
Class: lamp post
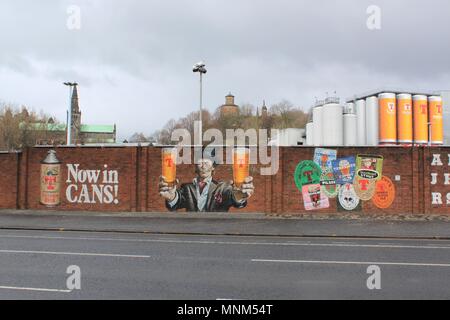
[63,82,78,145]
[192,62,207,145]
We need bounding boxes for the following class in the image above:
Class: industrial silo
[428,96,443,145]
[355,99,366,145]
[378,93,397,144]
[322,102,343,146]
[365,96,379,146]
[313,103,323,146]
[306,121,314,146]
[397,93,413,145]
[413,95,429,145]
[343,105,357,146]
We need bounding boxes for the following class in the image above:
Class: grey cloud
[0,0,449,140]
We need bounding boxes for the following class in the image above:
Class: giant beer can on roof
[413,95,429,145]
[428,96,443,145]
[396,93,413,144]
[378,93,397,144]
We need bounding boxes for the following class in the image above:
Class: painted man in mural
[158,158,254,212]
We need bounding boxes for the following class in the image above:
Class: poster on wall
[302,184,330,210]
[313,148,337,170]
[353,176,376,201]
[372,176,396,209]
[355,154,383,181]
[294,160,322,191]
[332,156,356,185]
[337,183,361,211]
[320,168,338,198]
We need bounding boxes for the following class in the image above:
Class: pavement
[1,209,450,239]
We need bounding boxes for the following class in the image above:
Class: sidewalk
[1,209,450,239]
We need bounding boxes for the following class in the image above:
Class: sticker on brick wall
[294,160,322,191]
[302,184,330,210]
[353,176,376,201]
[372,176,396,209]
[356,154,383,181]
[337,183,361,211]
[313,148,337,171]
[320,168,338,198]
[332,156,356,185]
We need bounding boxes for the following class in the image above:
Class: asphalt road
[0,229,450,299]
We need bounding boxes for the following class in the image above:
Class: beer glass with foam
[161,148,177,187]
[232,147,250,189]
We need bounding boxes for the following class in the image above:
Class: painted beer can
[40,150,61,206]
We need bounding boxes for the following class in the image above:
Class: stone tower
[219,93,239,116]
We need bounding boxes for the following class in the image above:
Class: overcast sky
[0,0,449,141]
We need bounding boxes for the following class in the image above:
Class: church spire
[71,84,80,113]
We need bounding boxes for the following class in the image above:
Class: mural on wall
[354,154,384,202]
[65,164,119,204]
[39,150,121,207]
[302,184,330,210]
[337,183,361,211]
[314,148,337,170]
[295,150,395,211]
[40,150,62,207]
[332,157,356,185]
[158,147,255,212]
[372,176,396,209]
[430,153,450,206]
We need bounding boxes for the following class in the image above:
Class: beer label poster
[314,148,337,170]
[40,151,120,206]
[355,154,383,181]
[332,156,356,185]
[302,184,330,210]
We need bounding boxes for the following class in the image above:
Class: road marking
[0,249,150,258]
[252,259,450,267]
[1,234,450,250]
[0,286,72,293]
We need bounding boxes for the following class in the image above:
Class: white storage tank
[355,99,366,145]
[365,96,379,146]
[345,102,356,114]
[344,112,357,146]
[322,103,343,146]
[306,122,314,146]
[313,105,323,146]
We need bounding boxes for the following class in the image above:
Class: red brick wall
[280,147,416,214]
[0,152,19,209]
[22,147,137,211]
[0,146,448,214]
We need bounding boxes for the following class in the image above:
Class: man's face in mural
[195,159,215,180]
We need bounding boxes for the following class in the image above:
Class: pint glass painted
[162,148,177,186]
[232,147,250,188]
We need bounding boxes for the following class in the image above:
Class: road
[0,229,450,299]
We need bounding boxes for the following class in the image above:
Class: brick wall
[0,152,19,209]
[0,146,447,214]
